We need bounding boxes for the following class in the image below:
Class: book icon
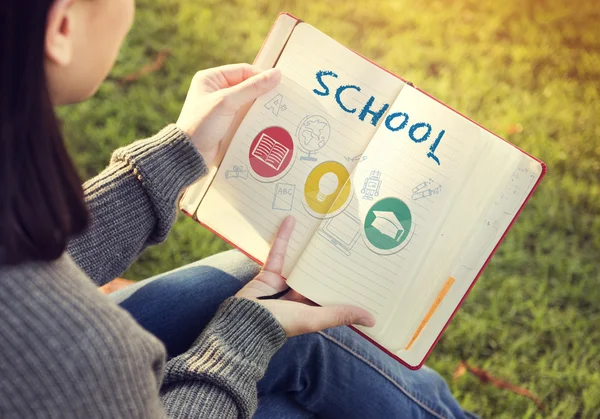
[251,133,291,171]
[248,126,294,179]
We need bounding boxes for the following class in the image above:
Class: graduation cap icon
[370,210,404,242]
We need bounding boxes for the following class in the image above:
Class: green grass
[59,0,600,416]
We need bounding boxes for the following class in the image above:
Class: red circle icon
[248,126,294,178]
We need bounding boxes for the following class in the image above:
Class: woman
[0,0,475,417]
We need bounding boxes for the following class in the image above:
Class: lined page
[197,23,404,276]
[397,144,543,367]
[288,84,543,367]
[287,85,485,335]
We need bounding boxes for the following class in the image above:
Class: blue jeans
[110,250,475,419]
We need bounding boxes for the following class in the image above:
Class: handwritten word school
[313,70,444,165]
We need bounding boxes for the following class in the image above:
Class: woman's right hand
[235,216,376,337]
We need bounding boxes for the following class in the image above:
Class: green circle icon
[364,197,412,253]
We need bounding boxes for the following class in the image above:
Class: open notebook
[180,13,546,369]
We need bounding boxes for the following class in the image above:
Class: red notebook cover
[180,12,547,370]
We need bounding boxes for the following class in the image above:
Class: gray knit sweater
[0,125,287,418]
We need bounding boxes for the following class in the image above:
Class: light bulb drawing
[317,172,339,202]
[303,161,352,217]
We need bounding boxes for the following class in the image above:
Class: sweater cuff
[162,298,287,416]
[200,297,287,362]
[111,125,208,208]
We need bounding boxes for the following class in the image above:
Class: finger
[253,271,288,293]
[222,68,282,109]
[201,63,261,89]
[304,305,376,332]
[263,216,295,275]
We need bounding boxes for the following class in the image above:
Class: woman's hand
[176,63,281,165]
[236,216,376,337]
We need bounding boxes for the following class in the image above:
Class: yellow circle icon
[304,161,352,215]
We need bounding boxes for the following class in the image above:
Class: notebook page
[287,85,484,333]
[197,23,404,276]
[396,141,543,367]
[388,129,521,350]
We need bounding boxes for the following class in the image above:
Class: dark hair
[0,1,88,265]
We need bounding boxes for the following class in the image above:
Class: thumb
[222,68,282,109]
[306,305,376,333]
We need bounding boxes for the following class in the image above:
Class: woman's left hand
[176,63,281,165]
[236,216,376,337]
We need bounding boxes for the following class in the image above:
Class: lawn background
[58,0,600,417]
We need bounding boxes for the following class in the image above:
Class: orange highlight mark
[405,276,455,350]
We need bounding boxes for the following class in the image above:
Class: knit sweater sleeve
[58,124,289,417]
[0,258,287,419]
[68,125,207,286]
[161,297,287,418]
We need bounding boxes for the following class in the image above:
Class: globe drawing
[295,115,331,161]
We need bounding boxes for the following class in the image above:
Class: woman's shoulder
[0,253,166,374]
[1,252,162,346]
